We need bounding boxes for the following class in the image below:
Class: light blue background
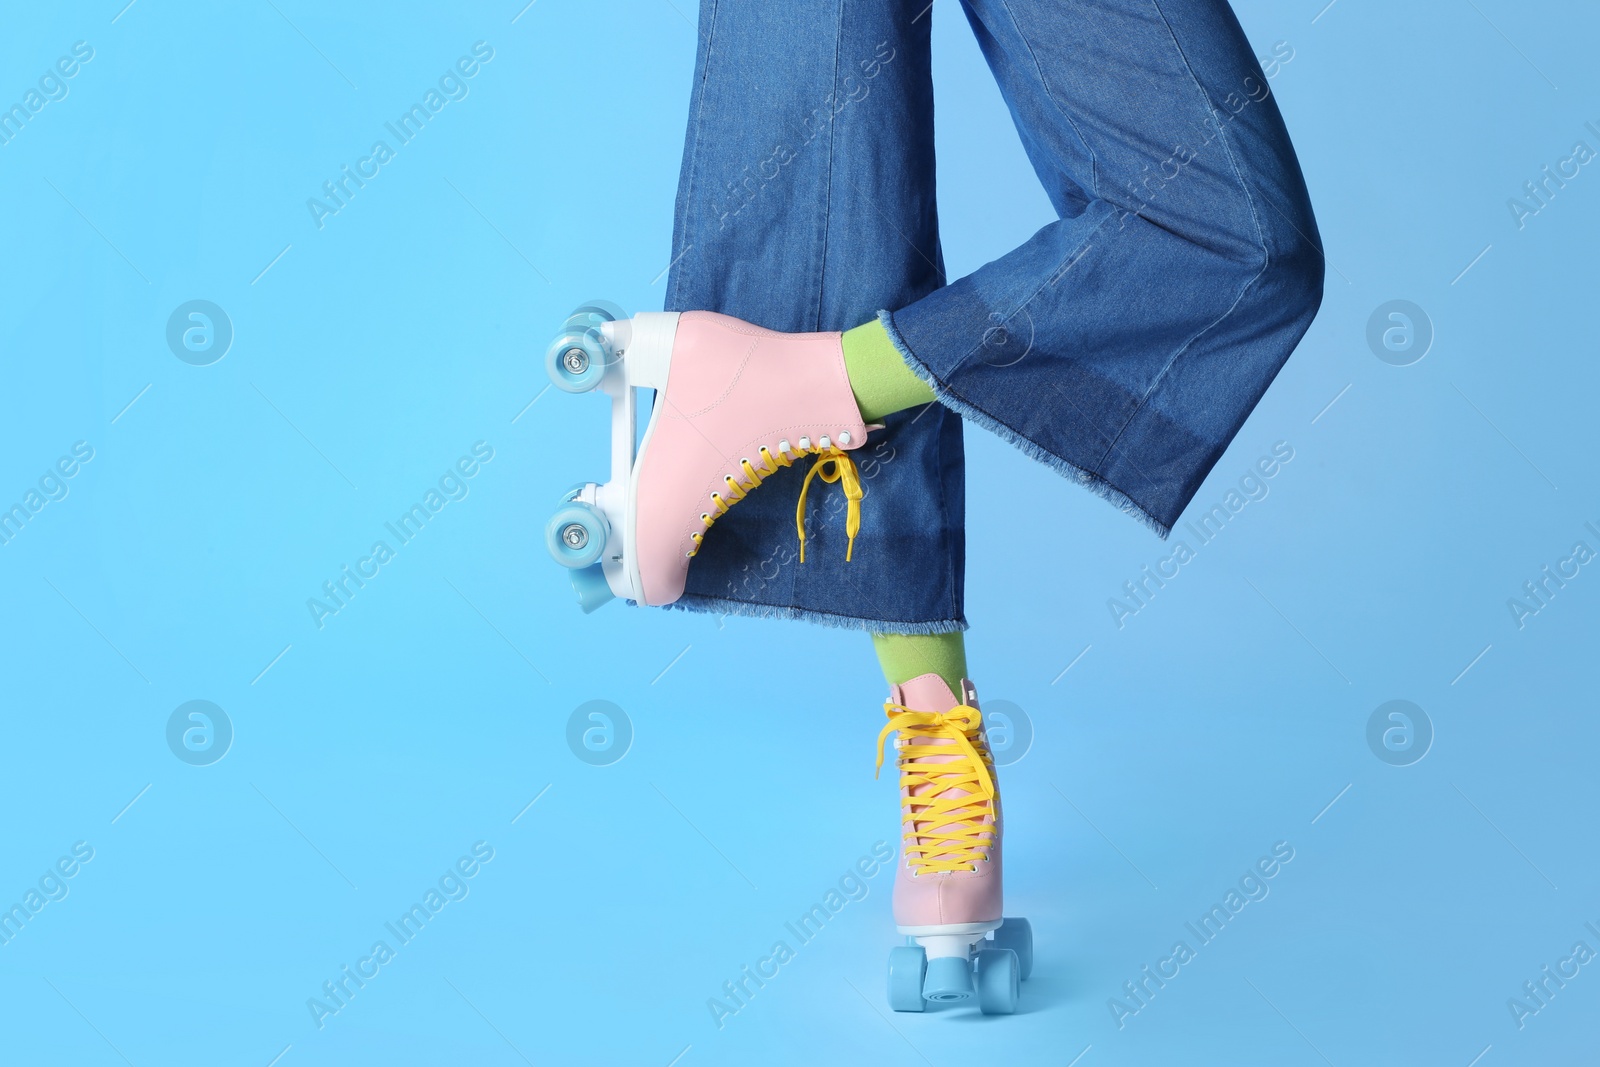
[2,1,1596,1064]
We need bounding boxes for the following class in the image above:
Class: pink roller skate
[542,302,871,611]
[877,673,1033,1013]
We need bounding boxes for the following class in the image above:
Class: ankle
[872,631,968,698]
[842,318,936,422]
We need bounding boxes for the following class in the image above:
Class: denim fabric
[664,0,1322,631]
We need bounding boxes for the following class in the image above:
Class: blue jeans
[665,0,1322,633]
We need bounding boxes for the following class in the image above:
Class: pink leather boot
[545,309,871,608]
[880,673,1004,942]
[878,673,1033,1013]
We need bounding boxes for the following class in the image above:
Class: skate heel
[609,312,679,392]
[547,310,679,394]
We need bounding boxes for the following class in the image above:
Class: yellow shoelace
[688,442,863,562]
[875,702,997,875]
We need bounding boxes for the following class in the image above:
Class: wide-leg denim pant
[664,0,1323,633]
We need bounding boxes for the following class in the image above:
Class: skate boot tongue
[876,678,997,875]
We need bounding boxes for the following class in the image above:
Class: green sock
[842,318,935,422]
[872,631,968,697]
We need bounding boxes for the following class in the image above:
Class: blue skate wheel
[564,299,626,331]
[922,955,974,1003]
[569,563,615,614]
[975,948,1019,1014]
[545,503,608,569]
[545,327,609,393]
[991,918,1034,981]
[887,946,927,1013]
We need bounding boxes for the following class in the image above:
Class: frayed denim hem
[878,309,1173,541]
[655,592,968,635]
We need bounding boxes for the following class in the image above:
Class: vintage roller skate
[877,673,1033,1014]
[541,302,871,611]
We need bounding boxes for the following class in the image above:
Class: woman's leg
[662,0,967,633]
[872,631,968,693]
[883,0,1324,536]
[648,2,1322,609]
[651,3,1009,1011]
